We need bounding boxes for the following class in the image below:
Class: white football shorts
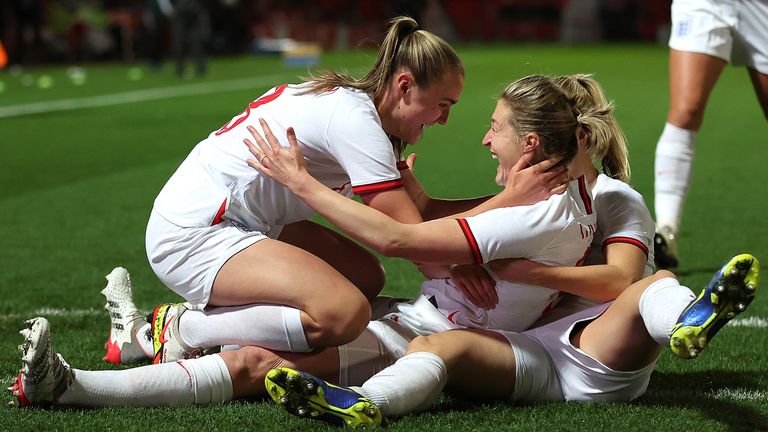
[145,209,271,309]
[669,0,768,73]
[337,295,459,386]
[501,303,658,402]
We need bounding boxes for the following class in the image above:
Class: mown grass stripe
[0,75,288,118]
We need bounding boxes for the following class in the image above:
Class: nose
[482,129,492,146]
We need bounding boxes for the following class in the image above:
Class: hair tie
[402,24,421,38]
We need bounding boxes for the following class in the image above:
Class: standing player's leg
[654,49,727,268]
[746,68,768,119]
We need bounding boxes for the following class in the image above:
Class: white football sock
[352,351,447,418]
[638,277,696,346]
[178,304,311,352]
[57,354,233,407]
[654,122,696,233]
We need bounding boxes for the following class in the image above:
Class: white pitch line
[708,388,768,402]
[0,67,368,119]
[0,308,103,322]
[0,75,283,118]
[728,316,768,328]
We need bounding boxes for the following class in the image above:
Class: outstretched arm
[244,120,475,265]
[401,152,569,220]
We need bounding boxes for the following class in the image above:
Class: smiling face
[391,71,464,144]
[482,100,527,186]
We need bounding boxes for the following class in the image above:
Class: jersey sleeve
[597,187,654,257]
[458,204,561,264]
[326,95,402,196]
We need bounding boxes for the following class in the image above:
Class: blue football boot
[265,367,382,428]
[670,254,759,359]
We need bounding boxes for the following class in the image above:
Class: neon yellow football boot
[670,254,759,359]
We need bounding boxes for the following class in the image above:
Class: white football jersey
[545,174,656,320]
[153,84,403,233]
[583,174,654,276]
[421,177,596,332]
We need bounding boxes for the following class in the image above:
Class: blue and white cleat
[265,367,382,428]
[670,254,760,359]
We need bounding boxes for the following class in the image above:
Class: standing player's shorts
[146,209,272,309]
[500,303,658,402]
[669,0,768,74]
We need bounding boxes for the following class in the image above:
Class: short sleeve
[326,94,403,195]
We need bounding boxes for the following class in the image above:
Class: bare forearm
[451,191,524,219]
[420,195,495,220]
[522,265,632,302]
[290,173,408,255]
[488,261,632,302]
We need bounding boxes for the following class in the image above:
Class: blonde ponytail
[301,17,463,99]
[555,74,630,182]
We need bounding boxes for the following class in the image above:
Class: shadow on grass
[398,369,768,431]
[640,370,768,431]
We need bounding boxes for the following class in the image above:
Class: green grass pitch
[1,43,766,431]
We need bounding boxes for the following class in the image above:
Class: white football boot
[9,317,72,407]
[102,267,152,364]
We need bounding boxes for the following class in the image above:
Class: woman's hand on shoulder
[244,118,309,191]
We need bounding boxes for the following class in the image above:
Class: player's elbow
[376,236,409,258]
[597,272,639,301]
[371,226,413,258]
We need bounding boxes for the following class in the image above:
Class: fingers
[453,277,496,309]
[474,277,497,309]
[258,118,283,151]
[480,276,499,306]
[549,182,569,195]
[453,281,485,310]
[533,156,565,173]
[245,124,272,159]
[510,152,532,173]
[286,127,300,155]
[406,153,417,171]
